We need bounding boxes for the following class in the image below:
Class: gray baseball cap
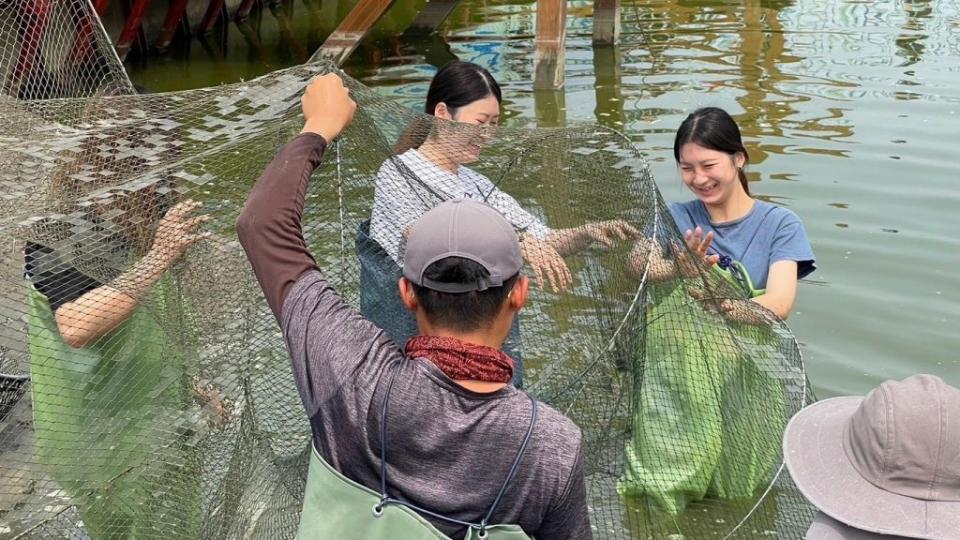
[403,199,523,293]
[783,374,960,540]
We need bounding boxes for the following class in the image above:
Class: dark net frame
[0,0,816,538]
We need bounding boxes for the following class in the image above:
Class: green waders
[296,363,536,540]
[28,279,201,539]
[618,261,784,514]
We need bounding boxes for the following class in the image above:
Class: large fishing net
[0,0,817,538]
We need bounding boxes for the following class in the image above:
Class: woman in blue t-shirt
[667,106,815,319]
[619,107,816,514]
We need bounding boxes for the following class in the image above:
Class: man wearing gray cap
[783,374,960,539]
[237,74,590,539]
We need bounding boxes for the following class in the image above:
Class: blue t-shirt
[668,200,816,290]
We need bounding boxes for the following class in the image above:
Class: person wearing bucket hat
[783,374,960,540]
[238,74,590,539]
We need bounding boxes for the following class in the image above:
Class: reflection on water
[126,0,960,397]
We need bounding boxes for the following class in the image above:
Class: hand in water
[520,234,573,292]
[549,219,639,254]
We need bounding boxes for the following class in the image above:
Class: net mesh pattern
[0,0,816,538]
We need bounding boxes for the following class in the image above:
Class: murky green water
[126,0,960,398]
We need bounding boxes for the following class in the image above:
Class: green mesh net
[0,0,816,538]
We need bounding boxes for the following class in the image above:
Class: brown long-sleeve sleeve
[236,132,327,320]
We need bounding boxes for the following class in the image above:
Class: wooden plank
[405,32,457,70]
[592,0,620,44]
[313,0,399,65]
[155,0,190,49]
[404,0,462,35]
[533,0,566,90]
[115,0,152,61]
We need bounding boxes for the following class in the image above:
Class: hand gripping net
[0,0,815,538]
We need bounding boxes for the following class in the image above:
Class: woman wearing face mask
[618,107,815,514]
[359,61,636,387]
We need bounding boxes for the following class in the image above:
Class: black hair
[673,107,751,195]
[424,61,501,116]
[395,61,502,154]
[411,257,519,332]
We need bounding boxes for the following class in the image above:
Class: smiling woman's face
[678,142,745,206]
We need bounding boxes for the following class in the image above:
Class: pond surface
[126,0,960,398]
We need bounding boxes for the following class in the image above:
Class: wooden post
[155,0,190,49]
[115,0,152,60]
[234,0,259,21]
[196,0,227,35]
[235,18,267,63]
[592,0,619,44]
[271,1,308,63]
[313,0,400,65]
[533,0,566,90]
[404,0,462,35]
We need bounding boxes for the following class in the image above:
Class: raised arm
[235,74,356,319]
[52,200,209,348]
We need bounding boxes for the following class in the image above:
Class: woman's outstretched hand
[520,234,573,293]
[581,219,640,247]
[683,226,720,268]
[149,200,211,270]
[548,219,640,255]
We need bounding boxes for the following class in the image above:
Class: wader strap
[375,361,539,536]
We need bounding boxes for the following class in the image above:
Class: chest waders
[27,279,201,539]
[296,362,537,540]
[618,258,783,514]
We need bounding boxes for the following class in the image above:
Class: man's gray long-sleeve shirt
[236,133,591,539]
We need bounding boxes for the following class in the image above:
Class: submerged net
[0,0,816,538]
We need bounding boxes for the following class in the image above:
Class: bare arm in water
[626,227,796,323]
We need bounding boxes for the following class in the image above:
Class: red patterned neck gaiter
[405,335,514,384]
